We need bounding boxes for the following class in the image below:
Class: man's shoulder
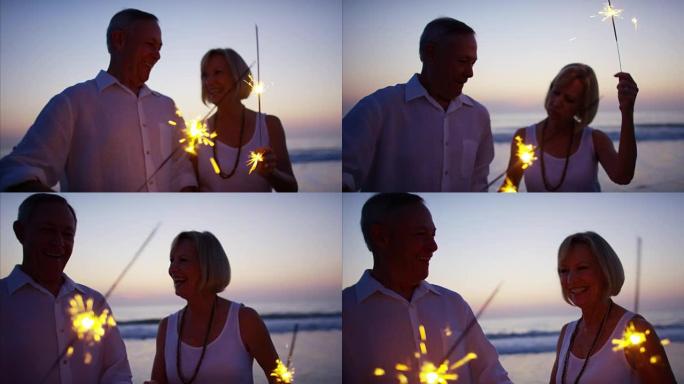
[461,94,489,115]
[425,282,468,304]
[73,281,107,303]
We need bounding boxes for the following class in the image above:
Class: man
[0,9,196,191]
[343,193,510,383]
[343,18,494,191]
[0,194,132,383]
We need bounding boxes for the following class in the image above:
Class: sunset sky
[343,193,684,318]
[0,193,341,308]
[0,0,341,149]
[344,0,684,127]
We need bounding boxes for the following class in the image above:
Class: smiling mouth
[570,287,588,295]
[45,251,65,259]
[172,277,186,289]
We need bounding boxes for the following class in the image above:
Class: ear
[423,42,437,62]
[369,223,389,252]
[110,29,126,52]
[13,220,25,244]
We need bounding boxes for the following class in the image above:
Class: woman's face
[558,243,608,308]
[547,77,585,122]
[201,54,238,105]
[168,239,202,300]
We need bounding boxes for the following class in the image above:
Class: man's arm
[342,95,382,191]
[462,305,512,384]
[99,302,132,384]
[0,94,74,191]
[470,111,494,192]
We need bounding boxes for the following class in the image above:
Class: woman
[500,63,638,192]
[196,48,297,192]
[550,232,675,383]
[148,231,281,383]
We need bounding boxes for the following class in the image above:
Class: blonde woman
[550,232,675,383]
[196,48,297,192]
[500,64,638,192]
[148,231,280,383]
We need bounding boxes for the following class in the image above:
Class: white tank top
[555,311,641,384]
[523,124,601,192]
[197,113,272,192]
[165,301,254,384]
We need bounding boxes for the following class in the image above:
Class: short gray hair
[171,231,231,293]
[361,193,425,253]
[419,17,475,61]
[107,9,158,54]
[200,48,253,104]
[558,231,625,306]
[17,193,76,224]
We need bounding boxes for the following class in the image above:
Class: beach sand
[125,330,341,384]
[489,141,684,192]
[500,341,684,383]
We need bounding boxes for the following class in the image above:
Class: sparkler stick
[286,323,299,368]
[439,282,502,364]
[634,237,641,313]
[607,0,622,72]
[40,223,161,383]
[597,1,624,71]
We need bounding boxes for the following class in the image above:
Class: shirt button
[445,171,449,175]
[146,150,150,155]
[63,360,68,365]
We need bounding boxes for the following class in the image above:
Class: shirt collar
[6,265,82,298]
[355,269,441,304]
[404,73,474,110]
[95,70,156,97]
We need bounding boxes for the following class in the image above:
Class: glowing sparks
[374,325,478,383]
[612,322,649,351]
[246,151,265,174]
[178,119,217,156]
[514,135,537,169]
[209,157,221,174]
[597,3,623,21]
[499,177,517,193]
[444,326,453,337]
[650,355,661,364]
[270,359,294,383]
[66,346,74,357]
[245,74,266,95]
[661,339,671,346]
[84,352,93,365]
[631,17,638,31]
[68,294,116,344]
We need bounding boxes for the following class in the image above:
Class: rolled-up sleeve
[0,93,73,190]
[342,95,382,191]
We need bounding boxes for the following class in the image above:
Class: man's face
[377,203,438,285]
[427,33,477,100]
[120,20,162,88]
[14,202,76,281]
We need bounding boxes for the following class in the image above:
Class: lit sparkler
[246,150,265,174]
[499,177,517,193]
[178,118,217,156]
[68,294,117,344]
[631,17,638,31]
[612,322,672,365]
[487,135,538,190]
[271,359,294,383]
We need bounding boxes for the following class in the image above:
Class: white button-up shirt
[343,270,511,384]
[0,70,197,191]
[343,74,494,192]
[0,266,132,384]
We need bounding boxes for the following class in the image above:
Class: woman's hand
[254,146,276,177]
[615,72,638,113]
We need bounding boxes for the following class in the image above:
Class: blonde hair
[200,48,252,104]
[557,231,624,306]
[171,231,231,293]
[544,63,599,130]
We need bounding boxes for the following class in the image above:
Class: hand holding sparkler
[614,72,638,113]
[248,146,277,176]
[611,318,676,382]
[489,134,538,192]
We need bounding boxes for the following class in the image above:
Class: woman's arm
[498,127,527,192]
[623,316,676,383]
[549,324,568,384]
[147,317,168,384]
[594,72,638,185]
[258,114,298,192]
[239,305,280,384]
